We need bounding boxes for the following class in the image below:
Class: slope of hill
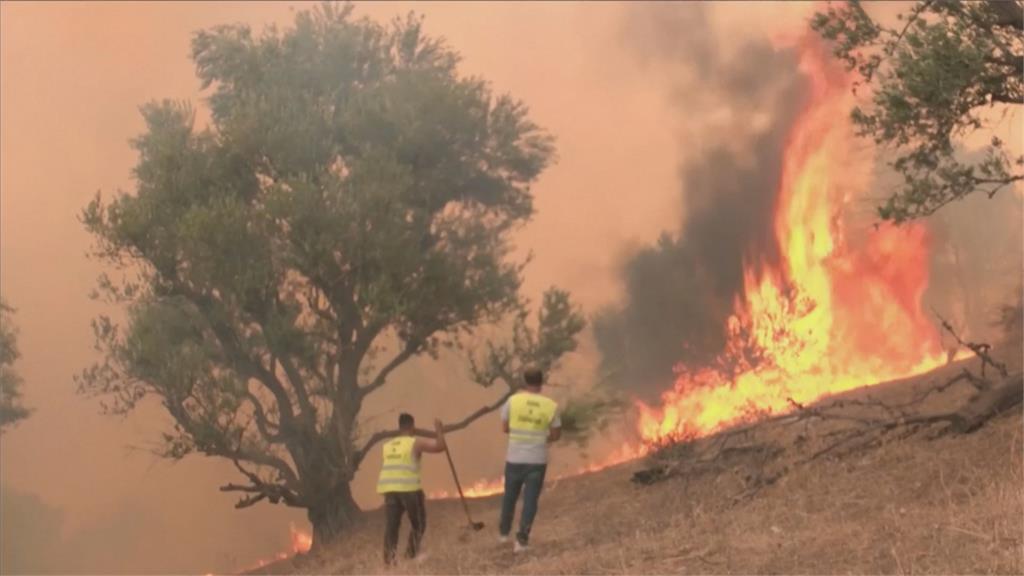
[255,348,1023,575]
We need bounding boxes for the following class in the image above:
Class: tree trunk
[307,481,362,552]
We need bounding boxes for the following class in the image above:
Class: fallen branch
[935,311,1009,379]
[633,352,1022,500]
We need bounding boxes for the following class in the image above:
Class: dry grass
[262,348,1024,575]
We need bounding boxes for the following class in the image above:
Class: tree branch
[275,352,316,419]
[254,294,317,421]
[242,389,285,443]
[175,285,299,428]
[887,0,934,57]
[634,365,1022,498]
[985,0,1023,31]
[219,458,306,509]
[985,53,1024,76]
[160,383,301,492]
[355,385,518,465]
[358,340,420,399]
[989,92,1024,105]
[934,311,1009,378]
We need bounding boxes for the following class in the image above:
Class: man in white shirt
[498,367,561,553]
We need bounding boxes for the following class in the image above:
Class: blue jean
[498,462,547,545]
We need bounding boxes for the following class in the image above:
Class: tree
[812,0,1023,222]
[77,3,583,548]
[924,171,1023,343]
[0,299,31,432]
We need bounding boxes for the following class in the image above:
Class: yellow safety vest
[376,436,422,494]
[508,392,557,446]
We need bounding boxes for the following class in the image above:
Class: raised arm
[415,419,448,454]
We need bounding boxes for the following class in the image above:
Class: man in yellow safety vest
[498,366,561,553]
[377,413,446,565]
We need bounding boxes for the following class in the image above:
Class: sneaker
[513,540,528,554]
[498,535,509,544]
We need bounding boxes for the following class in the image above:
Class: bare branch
[355,385,518,465]
[275,353,316,418]
[242,389,285,443]
[220,486,268,509]
[934,311,1009,377]
[886,0,934,57]
[165,389,301,489]
[219,459,307,509]
[358,340,420,399]
[634,362,1023,499]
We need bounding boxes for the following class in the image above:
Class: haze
[1,2,1017,574]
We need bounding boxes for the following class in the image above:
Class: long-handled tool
[442,444,486,531]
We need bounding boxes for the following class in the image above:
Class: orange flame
[427,442,647,502]
[427,477,505,500]
[289,522,312,554]
[232,522,312,574]
[634,37,953,446]
[248,35,964,572]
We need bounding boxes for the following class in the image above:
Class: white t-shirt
[501,396,561,465]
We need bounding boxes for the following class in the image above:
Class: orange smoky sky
[1,2,827,573]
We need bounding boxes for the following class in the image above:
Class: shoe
[414,553,430,563]
[498,535,509,544]
[513,540,528,554]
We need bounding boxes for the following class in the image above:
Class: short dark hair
[523,367,543,386]
[398,413,414,429]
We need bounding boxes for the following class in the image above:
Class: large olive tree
[78,3,583,547]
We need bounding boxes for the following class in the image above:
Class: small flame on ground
[290,522,313,554]
[427,477,505,500]
[427,443,646,502]
[230,522,312,574]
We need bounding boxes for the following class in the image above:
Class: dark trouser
[383,490,426,564]
[498,462,547,545]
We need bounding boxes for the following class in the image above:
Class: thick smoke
[594,4,808,401]
[923,181,1024,345]
[597,3,1024,401]
[0,4,690,573]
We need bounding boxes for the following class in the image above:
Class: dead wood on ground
[632,320,1023,499]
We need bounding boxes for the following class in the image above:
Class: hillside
[254,347,1023,575]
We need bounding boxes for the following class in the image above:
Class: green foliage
[468,289,586,388]
[812,0,1023,222]
[76,2,578,532]
[0,299,31,432]
[559,392,629,447]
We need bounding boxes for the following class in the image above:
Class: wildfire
[234,522,313,574]
[253,35,963,569]
[290,522,313,553]
[634,37,954,446]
